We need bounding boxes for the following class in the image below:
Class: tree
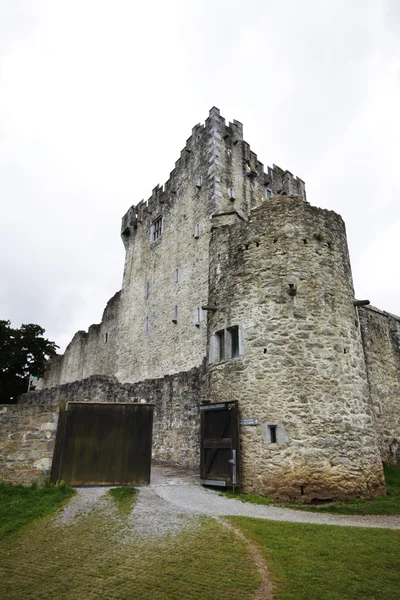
[0,320,58,403]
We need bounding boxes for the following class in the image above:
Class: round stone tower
[207,196,385,502]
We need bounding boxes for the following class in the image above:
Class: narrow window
[228,186,235,200]
[144,316,149,336]
[216,329,225,361]
[104,332,108,343]
[196,176,203,189]
[269,425,277,443]
[174,268,179,283]
[172,304,178,323]
[194,223,200,239]
[145,281,150,300]
[194,307,202,327]
[151,216,163,242]
[264,187,272,199]
[228,325,239,358]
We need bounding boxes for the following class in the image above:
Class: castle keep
[6,107,400,501]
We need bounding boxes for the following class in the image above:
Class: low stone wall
[20,364,206,469]
[0,405,59,484]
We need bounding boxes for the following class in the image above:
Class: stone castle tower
[28,107,400,501]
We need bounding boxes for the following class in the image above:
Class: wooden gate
[51,402,154,486]
[200,401,240,488]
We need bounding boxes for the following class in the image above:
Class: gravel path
[128,484,199,538]
[148,464,400,530]
[56,463,400,531]
[56,486,111,525]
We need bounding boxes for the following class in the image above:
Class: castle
[12,107,400,501]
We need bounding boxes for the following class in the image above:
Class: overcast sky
[1,0,399,351]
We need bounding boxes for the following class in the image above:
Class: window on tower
[151,216,163,242]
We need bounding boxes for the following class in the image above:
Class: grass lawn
[0,481,75,537]
[1,482,399,599]
[222,466,400,515]
[231,516,400,600]
[108,486,137,514]
[0,495,259,600]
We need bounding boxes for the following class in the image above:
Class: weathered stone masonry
[207,199,385,501]
[0,405,58,484]
[12,107,399,499]
[22,365,206,470]
[358,305,400,465]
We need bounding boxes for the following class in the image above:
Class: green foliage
[313,231,324,241]
[0,320,58,403]
[0,481,74,537]
[108,486,137,515]
[231,517,400,600]
[221,466,400,515]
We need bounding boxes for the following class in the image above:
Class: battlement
[120,107,306,245]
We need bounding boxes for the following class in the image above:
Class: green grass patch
[220,490,276,506]
[0,505,259,599]
[231,516,400,600]
[0,481,75,538]
[108,486,137,514]
[222,466,400,515]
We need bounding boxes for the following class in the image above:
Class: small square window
[151,216,163,242]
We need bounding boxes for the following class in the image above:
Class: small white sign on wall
[240,418,259,426]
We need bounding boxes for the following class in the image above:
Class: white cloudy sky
[1,0,399,351]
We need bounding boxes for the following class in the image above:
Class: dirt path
[220,519,275,600]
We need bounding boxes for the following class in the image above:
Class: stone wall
[38,107,305,390]
[0,404,59,484]
[207,196,385,502]
[21,364,206,468]
[359,305,400,465]
[116,120,212,383]
[37,292,121,389]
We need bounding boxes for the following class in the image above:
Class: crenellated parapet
[121,107,307,249]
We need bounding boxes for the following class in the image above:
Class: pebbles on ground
[55,463,400,532]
